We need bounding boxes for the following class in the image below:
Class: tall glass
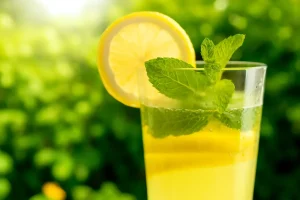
[138,61,267,200]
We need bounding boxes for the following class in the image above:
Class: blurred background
[0,0,299,199]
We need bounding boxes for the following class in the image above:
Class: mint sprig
[201,34,245,83]
[144,34,246,138]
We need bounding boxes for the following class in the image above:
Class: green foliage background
[0,0,299,199]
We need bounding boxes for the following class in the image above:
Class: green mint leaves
[201,34,245,83]
[201,34,245,67]
[211,79,235,113]
[145,58,208,100]
[144,34,246,138]
[142,106,261,137]
[142,106,211,138]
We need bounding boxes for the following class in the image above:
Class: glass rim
[177,61,267,71]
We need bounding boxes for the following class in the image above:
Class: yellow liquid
[142,118,260,200]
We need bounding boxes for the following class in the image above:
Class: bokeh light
[38,0,103,17]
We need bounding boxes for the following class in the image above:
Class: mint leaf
[143,106,261,138]
[204,63,222,84]
[216,106,262,130]
[215,109,243,129]
[186,79,235,112]
[214,34,245,68]
[145,57,208,100]
[201,38,215,63]
[142,106,211,138]
[211,79,235,113]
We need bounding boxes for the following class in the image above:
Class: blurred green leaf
[0,151,13,174]
[35,105,62,125]
[287,104,300,122]
[0,110,26,128]
[89,124,105,138]
[74,147,102,171]
[34,148,56,168]
[29,194,49,200]
[52,153,74,181]
[75,101,92,116]
[0,178,11,199]
[93,182,136,200]
[74,165,89,182]
[72,185,93,200]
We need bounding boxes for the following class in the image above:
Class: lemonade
[97,11,266,200]
[142,106,262,200]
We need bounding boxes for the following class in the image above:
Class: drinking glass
[138,61,267,200]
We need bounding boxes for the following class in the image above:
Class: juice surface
[142,106,261,200]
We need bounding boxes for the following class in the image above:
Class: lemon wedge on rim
[97,11,195,107]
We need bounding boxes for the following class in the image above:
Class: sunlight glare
[39,0,88,17]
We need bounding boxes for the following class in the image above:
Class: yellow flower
[42,182,66,200]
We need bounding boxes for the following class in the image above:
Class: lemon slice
[97,11,195,107]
